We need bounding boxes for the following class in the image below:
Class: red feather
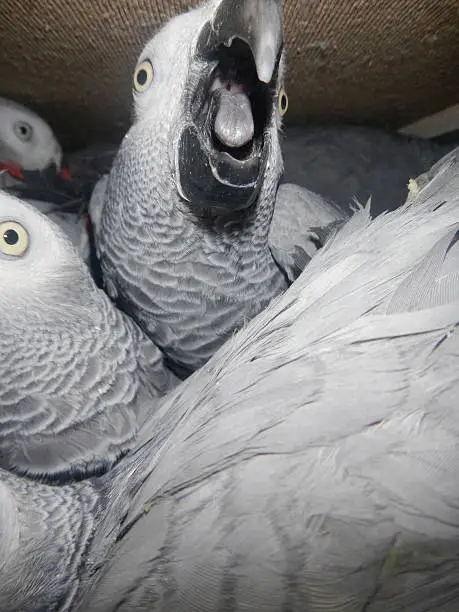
[0,161,25,180]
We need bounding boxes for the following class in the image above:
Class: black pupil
[281,94,287,110]
[137,69,148,86]
[3,229,19,246]
[20,125,28,135]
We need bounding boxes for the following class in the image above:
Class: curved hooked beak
[198,0,284,84]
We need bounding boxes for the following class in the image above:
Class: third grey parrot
[0,191,178,482]
[0,96,62,183]
[93,0,348,378]
[4,146,459,611]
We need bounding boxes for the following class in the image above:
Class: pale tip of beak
[255,45,276,84]
[52,146,63,173]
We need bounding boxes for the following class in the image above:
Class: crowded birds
[0,96,94,260]
[3,145,459,612]
[80,144,459,612]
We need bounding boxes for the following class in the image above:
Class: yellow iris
[134,60,154,93]
[0,221,29,257]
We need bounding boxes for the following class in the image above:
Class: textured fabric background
[1,0,458,149]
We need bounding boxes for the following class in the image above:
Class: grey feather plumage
[0,192,178,481]
[2,147,459,611]
[95,0,348,378]
[0,469,99,612]
[269,182,348,282]
[281,124,455,217]
[64,146,459,610]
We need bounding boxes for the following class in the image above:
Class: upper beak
[198,0,284,84]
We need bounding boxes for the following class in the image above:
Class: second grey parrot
[0,191,178,482]
[93,0,347,378]
[3,147,458,611]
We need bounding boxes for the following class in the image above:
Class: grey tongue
[214,90,254,148]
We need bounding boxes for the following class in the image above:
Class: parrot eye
[278,88,288,116]
[133,60,154,93]
[13,121,33,142]
[0,221,29,257]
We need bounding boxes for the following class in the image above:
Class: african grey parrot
[281,123,456,217]
[92,0,348,378]
[3,146,459,612]
[0,96,62,183]
[0,190,178,482]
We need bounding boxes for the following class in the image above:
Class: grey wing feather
[387,227,459,313]
[386,148,459,313]
[0,393,138,480]
[0,270,176,480]
[269,182,349,282]
[80,148,459,611]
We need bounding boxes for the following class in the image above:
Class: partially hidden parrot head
[128,0,287,214]
[0,97,63,174]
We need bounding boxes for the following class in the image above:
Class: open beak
[177,0,284,213]
[198,0,283,84]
